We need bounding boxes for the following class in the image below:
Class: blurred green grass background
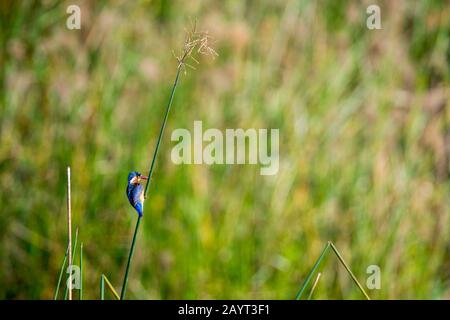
[0,0,449,299]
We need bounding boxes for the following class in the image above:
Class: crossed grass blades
[54,22,217,300]
[295,241,371,300]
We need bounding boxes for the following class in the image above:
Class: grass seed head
[175,20,218,73]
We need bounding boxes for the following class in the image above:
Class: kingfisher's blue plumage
[126,171,147,217]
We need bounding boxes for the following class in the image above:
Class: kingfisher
[126,171,148,217]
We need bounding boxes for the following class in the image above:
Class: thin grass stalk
[329,242,371,300]
[118,65,182,300]
[100,275,105,300]
[64,228,79,300]
[79,242,83,300]
[53,244,69,300]
[295,241,331,300]
[103,274,121,300]
[307,272,322,300]
[120,216,141,300]
[143,65,182,198]
[143,21,217,198]
[66,166,72,300]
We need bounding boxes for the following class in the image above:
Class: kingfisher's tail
[134,202,143,217]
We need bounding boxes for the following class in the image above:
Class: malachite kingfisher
[126,171,148,217]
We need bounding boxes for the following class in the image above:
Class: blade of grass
[307,272,322,300]
[53,244,69,300]
[79,242,83,300]
[64,228,79,300]
[103,274,120,300]
[66,166,72,300]
[295,241,331,300]
[100,275,105,300]
[329,242,371,300]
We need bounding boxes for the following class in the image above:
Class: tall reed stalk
[119,22,217,300]
[67,166,72,300]
[80,242,83,300]
[54,228,78,300]
[63,228,79,300]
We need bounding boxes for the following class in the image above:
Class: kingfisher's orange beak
[139,175,148,180]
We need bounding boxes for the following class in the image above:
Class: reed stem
[67,166,72,300]
[79,242,83,300]
[120,216,141,300]
[100,275,105,300]
[120,59,182,301]
[143,65,182,198]
[120,25,215,300]
[64,228,79,300]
